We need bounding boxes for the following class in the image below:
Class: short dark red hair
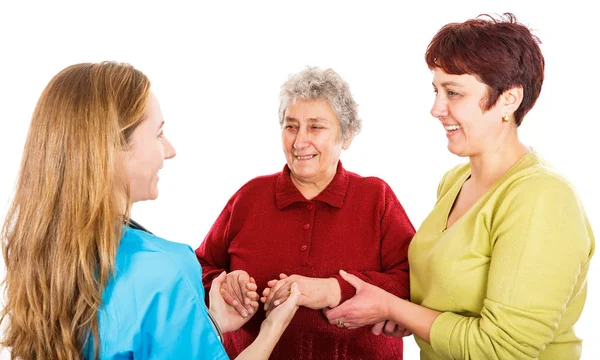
[426,13,544,126]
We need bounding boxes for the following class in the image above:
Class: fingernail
[242,311,248,317]
[248,308,254,315]
[340,270,347,275]
[274,300,280,306]
[232,300,239,306]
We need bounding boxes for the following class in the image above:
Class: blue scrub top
[88,226,229,359]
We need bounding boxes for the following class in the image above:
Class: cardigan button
[301,245,308,251]
[307,203,314,210]
[303,223,310,230]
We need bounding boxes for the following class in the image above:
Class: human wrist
[208,308,229,334]
[260,319,285,341]
[380,292,395,320]
[326,278,341,308]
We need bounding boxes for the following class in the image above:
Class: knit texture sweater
[196,162,415,359]
[409,151,595,359]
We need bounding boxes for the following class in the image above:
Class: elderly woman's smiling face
[282,98,351,186]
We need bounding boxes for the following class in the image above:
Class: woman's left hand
[261,273,340,312]
[323,270,392,329]
[209,271,258,333]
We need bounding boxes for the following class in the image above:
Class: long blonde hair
[1,62,150,359]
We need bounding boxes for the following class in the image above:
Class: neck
[290,169,337,200]
[468,133,530,188]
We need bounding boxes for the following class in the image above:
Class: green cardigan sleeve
[430,173,594,359]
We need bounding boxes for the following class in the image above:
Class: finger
[246,305,255,316]
[338,270,363,289]
[246,282,258,291]
[249,276,256,284]
[384,320,397,334]
[267,279,278,287]
[227,273,244,307]
[323,301,348,321]
[341,320,358,329]
[224,283,248,318]
[372,321,385,335]
[273,296,289,307]
[220,286,238,307]
[232,299,249,318]
[237,272,251,304]
[246,290,260,301]
[282,282,301,307]
[211,271,227,288]
[209,271,227,300]
[271,282,292,305]
[279,273,288,279]
[262,287,271,298]
[221,283,239,307]
[264,279,287,310]
[403,329,413,337]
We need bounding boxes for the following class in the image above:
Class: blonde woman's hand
[261,282,301,333]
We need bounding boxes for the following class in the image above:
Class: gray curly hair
[278,67,361,140]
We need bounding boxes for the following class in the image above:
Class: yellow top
[409,151,595,359]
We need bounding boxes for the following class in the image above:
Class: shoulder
[226,172,280,203]
[502,160,579,202]
[346,170,393,193]
[344,171,408,212]
[116,228,203,294]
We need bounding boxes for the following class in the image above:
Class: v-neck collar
[442,150,537,233]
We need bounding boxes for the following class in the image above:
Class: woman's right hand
[234,283,301,360]
[219,270,259,318]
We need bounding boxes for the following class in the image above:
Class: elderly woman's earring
[502,112,510,122]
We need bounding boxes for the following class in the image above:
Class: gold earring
[503,112,510,122]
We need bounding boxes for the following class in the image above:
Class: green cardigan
[409,151,595,359]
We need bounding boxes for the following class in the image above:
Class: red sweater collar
[275,161,348,209]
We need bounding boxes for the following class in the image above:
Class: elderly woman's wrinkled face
[430,68,506,157]
[282,99,351,186]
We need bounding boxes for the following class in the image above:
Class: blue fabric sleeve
[136,268,229,360]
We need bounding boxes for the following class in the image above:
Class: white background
[1,1,598,359]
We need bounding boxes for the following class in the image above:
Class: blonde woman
[1,62,300,359]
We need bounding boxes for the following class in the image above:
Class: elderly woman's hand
[261,273,341,312]
[322,270,392,329]
[209,271,257,333]
[219,270,259,319]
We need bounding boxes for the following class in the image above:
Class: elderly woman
[196,67,415,359]
[324,14,595,360]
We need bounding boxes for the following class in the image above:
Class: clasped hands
[217,269,411,338]
[208,271,301,334]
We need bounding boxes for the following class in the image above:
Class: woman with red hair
[323,13,595,359]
